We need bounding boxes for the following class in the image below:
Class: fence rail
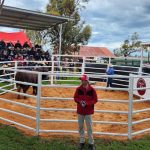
[0,60,150,140]
[0,117,35,131]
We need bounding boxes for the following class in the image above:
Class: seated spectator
[9,49,15,57]
[3,49,8,56]
[0,39,6,50]
[18,54,25,66]
[0,56,5,61]
[7,55,13,61]
[16,47,22,53]
[34,52,41,60]
[45,51,51,61]
[34,43,41,50]
[28,47,35,56]
[13,54,18,61]
[21,48,28,58]
[15,40,22,49]
[7,41,14,49]
[23,41,30,48]
[12,49,17,56]
[3,55,9,61]
[24,56,29,66]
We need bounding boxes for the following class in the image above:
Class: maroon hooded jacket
[74,85,98,115]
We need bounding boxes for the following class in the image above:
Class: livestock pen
[0,58,149,140]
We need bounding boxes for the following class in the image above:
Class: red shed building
[79,46,115,58]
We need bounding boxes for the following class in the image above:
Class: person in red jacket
[74,74,98,150]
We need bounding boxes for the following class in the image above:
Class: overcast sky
[1,0,150,50]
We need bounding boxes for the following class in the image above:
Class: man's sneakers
[88,144,96,150]
[78,143,85,150]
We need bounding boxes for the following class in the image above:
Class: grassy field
[0,82,14,93]
[0,124,150,150]
[43,77,80,85]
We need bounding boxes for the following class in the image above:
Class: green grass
[0,82,14,93]
[43,77,80,85]
[55,80,80,85]
[0,124,150,150]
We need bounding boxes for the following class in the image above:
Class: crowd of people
[0,40,51,64]
[0,39,79,70]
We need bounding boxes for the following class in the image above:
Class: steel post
[36,72,42,136]
[128,75,134,139]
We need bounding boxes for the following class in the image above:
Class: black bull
[15,67,48,99]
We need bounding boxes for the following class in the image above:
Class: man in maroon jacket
[74,74,98,150]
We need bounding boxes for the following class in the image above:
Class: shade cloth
[0,31,32,46]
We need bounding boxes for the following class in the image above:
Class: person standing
[74,74,98,150]
[106,64,114,87]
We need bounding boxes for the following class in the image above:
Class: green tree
[45,0,92,54]
[114,32,142,57]
[25,30,45,45]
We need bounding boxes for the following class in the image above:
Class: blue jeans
[107,78,113,87]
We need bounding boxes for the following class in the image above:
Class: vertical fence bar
[128,75,134,139]
[59,24,62,60]
[108,57,111,64]
[139,49,144,75]
[82,56,85,74]
[14,61,18,89]
[36,72,42,136]
[51,56,54,85]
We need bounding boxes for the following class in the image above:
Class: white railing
[0,60,149,140]
[0,57,140,88]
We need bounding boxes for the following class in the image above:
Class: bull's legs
[35,87,37,95]
[17,86,21,99]
[33,86,37,95]
[23,86,30,99]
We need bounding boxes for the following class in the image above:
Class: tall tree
[25,30,45,45]
[45,0,92,54]
[114,32,142,57]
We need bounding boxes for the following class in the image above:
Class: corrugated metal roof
[79,46,115,57]
[0,5,72,30]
